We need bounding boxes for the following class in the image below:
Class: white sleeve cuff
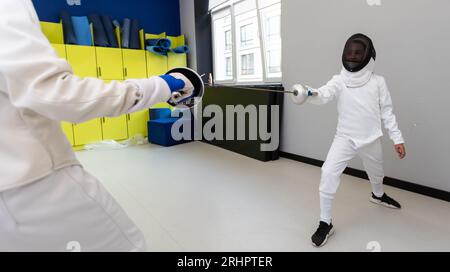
[125,77,172,113]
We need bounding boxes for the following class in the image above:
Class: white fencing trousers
[319,136,385,222]
[0,165,147,252]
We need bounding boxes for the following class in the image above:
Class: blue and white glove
[160,73,195,105]
[305,85,315,96]
[291,84,318,105]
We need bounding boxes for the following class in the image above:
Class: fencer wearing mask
[0,0,195,251]
[295,33,406,247]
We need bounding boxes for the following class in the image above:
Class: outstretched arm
[0,0,173,124]
[307,75,343,105]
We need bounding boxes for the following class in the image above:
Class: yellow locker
[66,45,102,146]
[167,35,187,70]
[96,47,124,80]
[121,48,150,135]
[61,123,75,145]
[40,22,64,44]
[66,45,98,77]
[101,80,128,141]
[127,110,149,138]
[122,49,147,79]
[73,120,103,146]
[151,102,172,109]
[101,116,128,141]
[52,43,66,59]
[143,33,173,122]
[51,43,75,146]
[145,33,168,76]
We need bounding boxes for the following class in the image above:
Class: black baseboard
[280,151,450,203]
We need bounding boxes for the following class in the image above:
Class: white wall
[180,0,198,70]
[281,0,450,191]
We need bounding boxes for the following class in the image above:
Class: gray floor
[76,141,450,252]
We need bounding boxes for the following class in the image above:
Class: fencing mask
[342,33,376,72]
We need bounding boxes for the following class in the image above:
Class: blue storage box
[147,108,193,147]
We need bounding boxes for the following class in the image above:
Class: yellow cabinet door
[145,33,168,76]
[52,44,66,59]
[66,45,100,147]
[61,121,75,146]
[73,120,103,146]
[151,102,172,109]
[61,122,75,146]
[167,53,187,70]
[66,45,98,77]
[41,22,64,44]
[100,80,128,141]
[146,51,168,77]
[102,116,128,141]
[96,47,124,80]
[127,110,149,137]
[122,49,147,79]
[51,43,75,145]
[167,35,187,70]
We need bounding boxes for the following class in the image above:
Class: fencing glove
[159,73,194,105]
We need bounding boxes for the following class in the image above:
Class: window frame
[211,0,282,85]
[225,30,232,51]
[258,1,282,83]
[211,5,235,84]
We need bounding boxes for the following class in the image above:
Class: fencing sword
[200,73,313,105]
[165,68,311,108]
[200,73,299,95]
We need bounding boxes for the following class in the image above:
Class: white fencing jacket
[0,0,171,192]
[308,62,404,148]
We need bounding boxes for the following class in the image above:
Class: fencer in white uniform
[0,0,195,251]
[294,34,406,247]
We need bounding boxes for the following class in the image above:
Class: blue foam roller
[60,11,77,45]
[129,19,141,49]
[88,14,110,47]
[171,45,190,54]
[121,18,131,48]
[146,45,168,56]
[71,16,93,46]
[112,20,121,30]
[145,39,172,50]
[101,15,119,48]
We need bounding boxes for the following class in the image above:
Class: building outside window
[211,0,282,84]
[226,57,233,76]
[240,23,254,47]
[241,53,255,75]
[225,30,232,50]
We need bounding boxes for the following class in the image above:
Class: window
[212,0,282,84]
[241,53,255,75]
[225,30,232,50]
[267,50,281,73]
[260,0,282,78]
[226,57,233,76]
[266,15,280,42]
[240,24,254,47]
[212,9,233,81]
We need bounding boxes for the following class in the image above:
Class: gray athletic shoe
[370,193,401,209]
[311,221,334,247]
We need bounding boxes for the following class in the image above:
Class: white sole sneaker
[370,196,400,209]
[312,227,335,247]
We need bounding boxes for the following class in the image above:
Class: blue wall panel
[32,0,181,36]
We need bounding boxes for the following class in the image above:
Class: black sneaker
[311,221,334,247]
[370,193,401,209]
